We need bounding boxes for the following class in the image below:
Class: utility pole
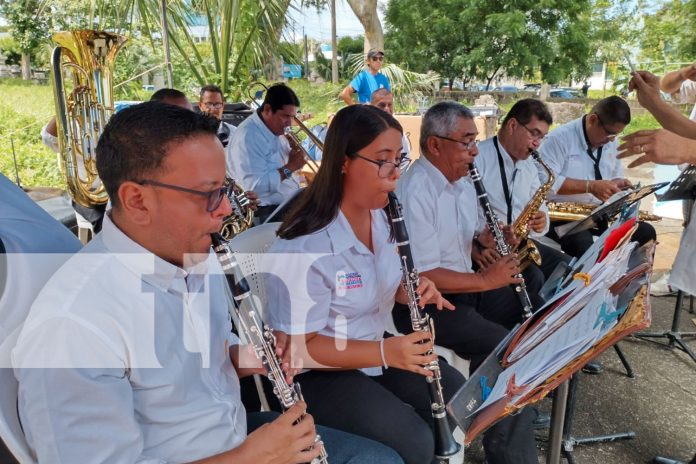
[304,32,310,80]
[330,0,338,84]
[160,0,174,88]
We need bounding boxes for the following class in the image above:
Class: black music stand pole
[635,166,696,364]
[634,290,696,363]
[556,374,635,464]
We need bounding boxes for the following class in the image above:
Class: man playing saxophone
[474,99,572,280]
[229,83,306,223]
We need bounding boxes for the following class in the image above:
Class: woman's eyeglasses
[352,153,411,178]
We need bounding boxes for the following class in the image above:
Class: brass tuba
[512,151,555,270]
[51,30,127,207]
[220,178,255,240]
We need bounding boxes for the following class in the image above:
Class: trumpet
[247,82,322,174]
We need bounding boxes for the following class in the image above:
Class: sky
[284,0,386,43]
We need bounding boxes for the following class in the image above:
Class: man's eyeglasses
[352,153,411,178]
[203,102,224,110]
[434,135,478,150]
[138,179,232,212]
[516,119,546,141]
[595,114,621,138]
[371,56,384,62]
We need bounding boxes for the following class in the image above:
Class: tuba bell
[51,30,127,207]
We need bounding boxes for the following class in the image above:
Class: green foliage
[0,0,50,54]
[385,0,593,87]
[337,36,363,56]
[638,0,693,66]
[0,36,22,65]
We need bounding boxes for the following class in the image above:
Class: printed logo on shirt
[336,270,363,296]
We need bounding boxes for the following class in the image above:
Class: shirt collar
[493,136,517,171]
[416,155,453,195]
[250,110,279,145]
[100,213,211,293]
[326,209,386,255]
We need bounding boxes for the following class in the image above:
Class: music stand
[555,182,669,238]
[635,168,696,364]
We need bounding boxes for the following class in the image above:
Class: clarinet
[469,164,534,319]
[387,192,461,463]
[211,233,328,464]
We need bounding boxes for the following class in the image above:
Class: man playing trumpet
[229,84,306,223]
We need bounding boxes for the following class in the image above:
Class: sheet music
[507,242,634,363]
[470,240,636,417]
[472,288,615,416]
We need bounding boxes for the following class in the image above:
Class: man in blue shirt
[340,49,391,105]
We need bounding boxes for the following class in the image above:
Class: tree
[346,0,382,52]
[302,0,384,52]
[386,0,593,88]
[0,0,50,79]
[100,0,291,99]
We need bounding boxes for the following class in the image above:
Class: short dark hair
[278,105,402,239]
[370,88,392,104]
[96,101,219,207]
[262,83,300,112]
[420,101,474,155]
[150,88,187,102]
[501,98,553,128]
[591,96,631,125]
[199,84,224,102]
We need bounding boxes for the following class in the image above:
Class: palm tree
[93,0,292,98]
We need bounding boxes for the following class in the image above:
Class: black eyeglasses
[371,56,384,61]
[203,102,224,109]
[595,114,620,138]
[138,179,232,212]
[515,119,546,141]
[352,153,411,178]
[434,135,478,150]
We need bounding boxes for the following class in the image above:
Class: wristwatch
[281,166,293,180]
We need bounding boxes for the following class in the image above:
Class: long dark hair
[277,105,403,240]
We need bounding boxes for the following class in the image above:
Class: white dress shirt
[539,116,624,204]
[13,214,246,464]
[396,156,483,274]
[669,81,696,295]
[228,111,302,206]
[219,120,237,164]
[266,209,401,376]
[475,136,550,236]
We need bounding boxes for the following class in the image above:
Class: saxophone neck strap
[493,136,514,225]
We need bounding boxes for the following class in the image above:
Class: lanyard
[492,136,516,224]
[581,115,603,180]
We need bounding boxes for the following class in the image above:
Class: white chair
[0,330,36,464]
[74,211,94,245]
[228,222,281,315]
[227,222,281,411]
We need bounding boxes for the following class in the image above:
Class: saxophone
[470,164,534,319]
[511,151,555,271]
[219,178,254,240]
[211,233,328,464]
[387,192,461,463]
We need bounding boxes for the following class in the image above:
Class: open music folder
[447,209,654,445]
